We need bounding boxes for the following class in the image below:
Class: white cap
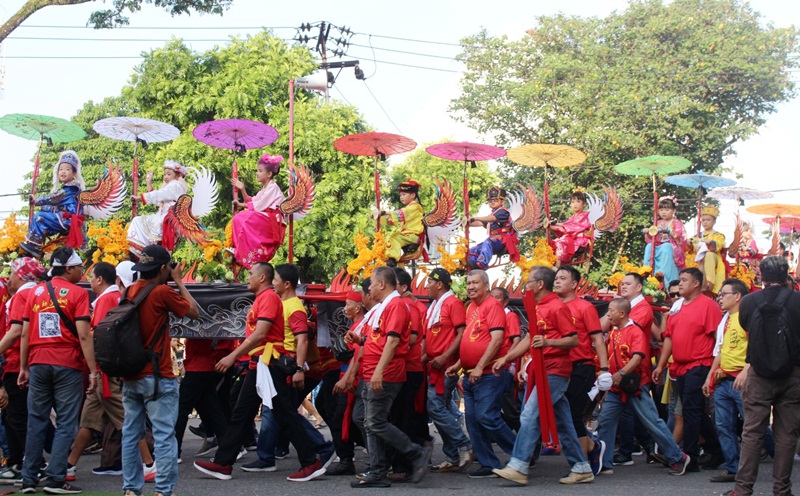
[116,260,137,288]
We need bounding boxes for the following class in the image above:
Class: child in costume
[375,180,424,267]
[642,196,687,284]
[689,205,726,294]
[127,160,189,255]
[466,186,519,270]
[550,189,592,265]
[21,150,86,259]
[230,154,286,268]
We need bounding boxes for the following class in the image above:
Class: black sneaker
[43,481,83,494]
[241,459,276,472]
[0,464,22,483]
[91,465,123,476]
[468,467,498,479]
[327,458,356,476]
[274,448,289,460]
[20,484,37,494]
[612,453,633,466]
[188,425,207,439]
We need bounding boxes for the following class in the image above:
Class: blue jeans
[427,375,470,462]
[715,378,744,473]
[22,365,83,485]
[122,376,179,496]
[256,404,330,462]
[463,371,516,469]
[508,374,591,475]
[598,385,684,470]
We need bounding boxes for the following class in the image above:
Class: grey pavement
[61,418,797,495]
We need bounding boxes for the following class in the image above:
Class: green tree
[0,0,231,44]
[33,31,375,282]
[451,0,798,267]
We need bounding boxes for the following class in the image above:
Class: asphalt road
[58,418,798,496]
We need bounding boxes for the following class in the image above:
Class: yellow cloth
[693,229,726,294]
[720,311,748,373]
[387,232,421,261]
[387,202,424,235]
[282,296,307,353]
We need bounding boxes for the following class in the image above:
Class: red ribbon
[65,214,86,249]
[161,216,176,251]
[522,291,559,447]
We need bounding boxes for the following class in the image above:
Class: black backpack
[94,283,167,378]
[745,288,797,379]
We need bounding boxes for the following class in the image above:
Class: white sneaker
[66,465,77,482]
[236,447,247,461]
[143,463,156,482]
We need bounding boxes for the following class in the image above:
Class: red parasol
[426,142,506,244]
[334,132,417,230]
[94,117,180,217]
[762,216,800,234]
[193,119,279,216]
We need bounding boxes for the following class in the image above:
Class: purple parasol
[192,119,278,152]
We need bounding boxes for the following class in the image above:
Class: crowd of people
[1,242,799,496]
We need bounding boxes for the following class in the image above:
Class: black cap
[131,245,172,272]
[429,267,452,285]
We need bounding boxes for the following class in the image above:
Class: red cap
[346,290,362,303]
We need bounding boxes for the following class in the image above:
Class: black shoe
[91,464,123,476]
[274,448,289,460]
[468,467,498,479]
[612,453,633,466]
[700,453,725,470]
[188,425,207,439]
[19,242,43,259]
[386,258,397,268]
[241,459,276,472]
[709,470,736,483]
[20,484,37,494]
[43,481,83,494]
[327,458,356,476]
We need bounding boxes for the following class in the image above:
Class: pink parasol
[334,132,417,230]
[192,119,278,216]
[426,142,506,244]
[762,216,800,234]
[93,117,180,217]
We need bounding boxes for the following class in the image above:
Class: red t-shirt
[184,338,237,372]
[361,296,410,383]
[460,296,506,374]
[125,281,191,380]
[630,297,655,340]
[533,293,576,378]
[503,309,522,355]
[404,296,424,373]
[4,286,32,374]
[248,288,284,355]
[663,295,722,377]
[23,278,91,371]
[565,297,603,364]
[91,289,121,328]
[424,295,466,363]
[0,281,9,331]
[608,321,651,392]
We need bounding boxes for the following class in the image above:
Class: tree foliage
[0,0,231,45]
[451,0,798,266]
[33,31,377,282]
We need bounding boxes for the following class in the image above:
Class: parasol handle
[696,189,702,238]
[132,141,139,217]
[28,136,43,228]
[232,160,240,216]
[288,214,294,264]
[543,167,551,242]
[650,177,658,270]
[374,156,381,232]
[464,160,470,245]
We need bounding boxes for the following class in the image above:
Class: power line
[353,31,462,47]
[18,24,296,30]
[362,81,403,135]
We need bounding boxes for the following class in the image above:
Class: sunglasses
[668,292,680,298]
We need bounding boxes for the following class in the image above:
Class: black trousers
[175,371,229,454]
[2,374,28,466]
[390,371,431,472]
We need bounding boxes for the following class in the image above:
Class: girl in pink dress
[230,154,286,268]
[551,190,593,264]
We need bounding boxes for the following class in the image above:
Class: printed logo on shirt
[35,286,44,297]
[59,288,69,297]
[38,312,62,339]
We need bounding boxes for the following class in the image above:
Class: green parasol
[0,113,87,227]
[615,155,692,268]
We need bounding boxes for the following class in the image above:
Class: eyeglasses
[717,292,736,297]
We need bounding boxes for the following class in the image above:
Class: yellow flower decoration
[85,220,130,265]
[0,214,26,255]
[437,237,468,274]
[515,237,557,281]
[729,263,755,289]
[347,231,388,278]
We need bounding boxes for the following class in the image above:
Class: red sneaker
[287,460,325,482]
[193,460,233,480]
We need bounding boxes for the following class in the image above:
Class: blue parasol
[665,172,737,235]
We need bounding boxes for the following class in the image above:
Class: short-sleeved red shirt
[404,296,424,373]
[91,289,121,328]
[565,297,602,364]
[608,321,651,392]
[663,294,722,377]
[248,288,284,355]
[503,309,522,356]
[23,278,91,371]
[184,338,237,372]
[3,286,33,374]
[424,295,466,363]
[533,293,576,378]
[361,296,411,383]
[124,281,192,380]
[460,296,506,374]
[630,296,655,339]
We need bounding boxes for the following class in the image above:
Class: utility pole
[296,22,358,87]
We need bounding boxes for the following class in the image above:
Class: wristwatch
[295,366,304,373]
[599,367,609,372]
[618,369,626,376]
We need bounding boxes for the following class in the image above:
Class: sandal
[350,478,392,488]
